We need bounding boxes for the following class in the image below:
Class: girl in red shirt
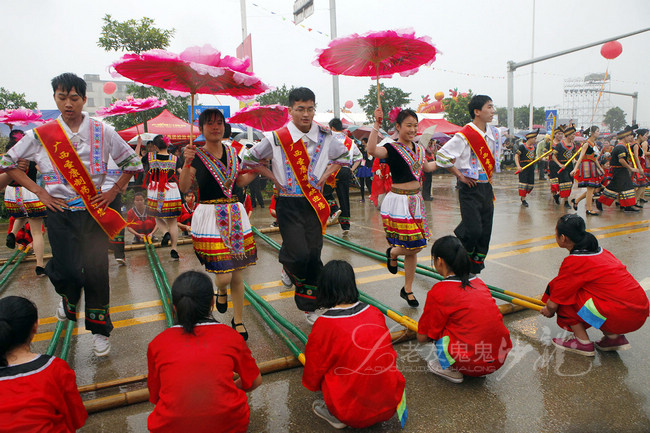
[303,260,406,429]
[541,215,649,356]
[147,271,262,433]
[417,236,512,383]
[0,296,87,433]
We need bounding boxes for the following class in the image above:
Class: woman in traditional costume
[571,126,605,215]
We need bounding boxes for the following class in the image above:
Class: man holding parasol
[0,73,143,357]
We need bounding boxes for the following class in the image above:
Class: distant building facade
[83,74,132,116]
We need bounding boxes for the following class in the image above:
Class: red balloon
[344,100,353,109]
[600,41,622,60]
[103,81,117,95]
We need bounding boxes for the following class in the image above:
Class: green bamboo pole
[0,248,30,293]
[244,283,308,345]
[149,242,172,297]
[59,319,76,361]
[46,320,66,356]
[243,290,305,365]
[0,249,21,277]
[144,240,175,328]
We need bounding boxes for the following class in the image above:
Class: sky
[2,0,650,127]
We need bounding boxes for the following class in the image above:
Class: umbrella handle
[375,63,381,108]
[189,94,195,145]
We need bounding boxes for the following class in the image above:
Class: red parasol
[111,44,269,142]
[228,104,289,132]
[315,29,437,106]
[0,109,46,130]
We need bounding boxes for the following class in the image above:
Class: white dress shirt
[436,122,499,180]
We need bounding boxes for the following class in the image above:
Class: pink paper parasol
[315,29,437,106]
[0,109,46,130]
[96,96,167,117]
[228,104,289,132]
[111,44,269,142]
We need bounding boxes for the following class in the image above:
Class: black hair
[288,87,315,107]
[133,191,145,199]
[328,118,343,131]
[0,296,38,367]
[316,260,359,309]
[171,271,215,334]
[224,122,231,140]
[584,126,599,138]
[198,108,226,131]
[431,236,472,288]
[556,214,599,253]
[635,128,648,139]
[6,129,25,151]
[468,95,492,119]
[396,109,418,126]
[51,73,87,98]
[152,135,167,150]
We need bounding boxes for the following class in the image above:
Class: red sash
[458,124,495,179]
[34,120,127,238]
[325,135,353,187]
[275,127,329,234]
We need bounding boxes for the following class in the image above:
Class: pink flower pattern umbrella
[315,29,437,105]
[0,109,46,130]
[228,104,289,132]
[111,44,269,141]
[96,96,167,137]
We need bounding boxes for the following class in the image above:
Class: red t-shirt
[178,202,195,226]
[126,208,156,234]
[303,303,405,428]
[543,248,649,334]
[147,322,260,433]
[418,277,512,376]
[0,355,87,433]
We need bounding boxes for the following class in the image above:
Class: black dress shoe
[161,232,171,247]
[521,200,529,207]
[571,199,578,211]
[586,210,600,216]
[386,247,398,274]
[553,195,560,205]
[6,233,15,249]
[400,287,419,307]
[564,201,571,209]
[231,318,248,341]
[595,200,603,211]
[216,292,228,313]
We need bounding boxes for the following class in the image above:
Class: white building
[83,74,132,116]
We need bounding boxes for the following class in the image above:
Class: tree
[0,88,37,110]
[358,83,411,131]
[443,91,474,127]
[495,105,546,129]
[603,107,626,132]
[255,84,295,107]
[97,14,175,54]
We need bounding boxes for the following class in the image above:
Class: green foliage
[603,107,626,132]
[256,84,295,107]
[495,105,546,129]
[103,85,191,131]
[0,136,8,153]
[443,91,474,126]
[97,14,175,54]
[357,83,411,131]
[0,88,37,110]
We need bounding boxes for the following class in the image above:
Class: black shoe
[216,292,228,313]
[634,204,644,209]
[640,198,648,203]
[563,201,571,209]
[386,247,398,274]
[615,202,620,208]
[170,249,179,260]
[35,266,46,277]
[161,232,171,247]
[623,206,640,213]
[571,199,578,211]
[586,210,600,216]
[423,197,433,202]
[553,195,560,205]
[400,287,419,307]
[596,200,603,211]
[6,233,15,249]
[521,200,529,207]
[231,318,248,341]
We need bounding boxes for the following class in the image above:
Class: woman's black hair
[556,214,599,253]
[152,135,167,150]
[316,260,359,309]
[584,126,599,138]
[6,129,25,152]
[171,271,215,334]
[396,109,418,126]
[431,236,472,288]
[198,108,226,130]
[0,296,38,367]
[635,128,648,139]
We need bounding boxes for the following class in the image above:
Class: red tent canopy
[417,118,462,135]
[117,109,196,143]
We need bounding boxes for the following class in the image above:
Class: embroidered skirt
[380,188,430,250]
[575,160,603,188]
[632,172,649,187]
[517,168,535,196]
[191,201,257,274]
[4,186,47,218]
[146,181,182,218]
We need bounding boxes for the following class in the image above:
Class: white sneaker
[327,209,342,225]
[281,269,293,288]
[312,400,347,429]
[56,300,67,321]
[427,358,463,383]
[115,258,126,266]
[93,334,111,357]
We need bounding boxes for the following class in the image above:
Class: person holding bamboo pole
[367,107,437,307]
[548,126,565,204]
[0,296,87,431]
[417,236,512,383]
[571,126,605,215]
[540,215,649,356]
[515,129,539,207]
[552,125,578,209]
[597,126,641,213]
[147,271,262,433]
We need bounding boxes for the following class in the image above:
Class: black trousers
[45,209,113,336]
[108,194,125,260]
[359,176,372,200]
[276,197,323,311]
[454,182,494,274]
[323,184,338,215]
[422,171,433,199]
[248,176,264,208]
[335,167,352,229]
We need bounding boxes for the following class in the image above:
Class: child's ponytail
[0,296,38,367]
[171,271,215,334]
[556,214,599,253]
[431,236,472,288]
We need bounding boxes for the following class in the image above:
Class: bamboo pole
[144,239,174,327]
[0,249,21,276]
[59,319,76,361]
[515,148,553,175]
[146,237,172,297]
[45,320,66,356]
[0,246,30,293]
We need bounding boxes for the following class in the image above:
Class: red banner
[458,125,495,179]
[34,120,127,238]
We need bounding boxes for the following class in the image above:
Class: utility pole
[240,0,253,142]
[528,0,535,130]
[329,0,340,119]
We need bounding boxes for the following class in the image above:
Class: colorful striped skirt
[380,188,430,250]
[191,201,257,274]
[4,186,47,218]
[146,181,182,218]
[575,159,603,188]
